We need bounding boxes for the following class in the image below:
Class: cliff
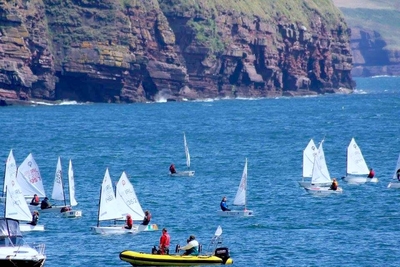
[332,0,400,77]
[0,0,354,104]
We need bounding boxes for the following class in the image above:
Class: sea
[0,76,400,267]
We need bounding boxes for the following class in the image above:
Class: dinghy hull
[170,171,195,177]
[388,181,400,189]
[91,226,140,235]
[119,250,233,266]
[342,176,378,184]
[61,210,82,218]
[304,186,343,195]
[19,224,45,232]
[217,210,253,217]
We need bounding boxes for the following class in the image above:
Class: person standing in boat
[141,210,151,225]
[179,235,199,256]
[124,214,133,230]
[396,169,400,181]
[330,178,338,191]
[220,196,230,211]
[30,194,40,206]
[27,211,39,226]
[367,168,375,178]
[159,228,170,255]
[169,164,176,174]
[40,197,52,209]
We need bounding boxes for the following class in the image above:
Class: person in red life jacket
[30,194,40,206]
[141,210,151,225]
[159,228,170,255]
[124,214,133,230]
[169,164,176,174]
[367,168,375,179]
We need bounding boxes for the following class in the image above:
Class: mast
[244,158,247,210]
[96,186,102,227]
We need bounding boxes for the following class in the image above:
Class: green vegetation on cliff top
[159,0,344,28]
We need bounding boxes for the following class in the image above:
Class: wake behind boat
[342,138,378,184]
[218,158,253,217]
[120,226,233,266]
[169,132,195,177]
[304,141,343,195]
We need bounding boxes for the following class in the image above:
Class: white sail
[347,138,369,175]
[16,153,46,198]
[68,159,78,206]
[115,172,145,221]
[5,177,32,222]
[303,139,317,178]
[233,158,247,206]
[98,168,123,221]
[311,141,332,184]
[184,132,191,169]
[51,157,65,201]
[3,149,17,195]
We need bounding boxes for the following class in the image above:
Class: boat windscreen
[0,218,23,237]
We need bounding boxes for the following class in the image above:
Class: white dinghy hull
[91,226,140,235]
[342,176,378,184]
[217,210,254,217]
[304,186,343,195]
[388,181,400,189]
[30,205,65,213]
[19,224,45,232]
[298,181,331,188]
[170,171,195,177]
[61,210,82,218]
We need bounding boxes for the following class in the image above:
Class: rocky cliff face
[350,28,400,77]
[0,0,354,104]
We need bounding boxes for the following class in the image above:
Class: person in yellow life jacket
[30,194,40,206]
[330,178,338,191]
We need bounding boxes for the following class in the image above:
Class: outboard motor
[214,247,230,263]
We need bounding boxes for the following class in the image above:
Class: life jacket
[126,217,133,228]
[34,196,39,203]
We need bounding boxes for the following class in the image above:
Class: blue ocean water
[0,76,400,266]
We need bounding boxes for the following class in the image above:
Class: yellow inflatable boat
[119,247,233,266]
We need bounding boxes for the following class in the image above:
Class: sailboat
[342,138,378,184]
[298,139,318,187]
[0,218,46,266]
[91,168,139,234]
[115,172,158,232]
[46,157,82,217]
[387,153,400,189]
[170,132,195,177]
[5,174,45,232]
[304,140,343,195]
[218,158,253,217]
[16,153,46,203]
[0,150,17,203]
